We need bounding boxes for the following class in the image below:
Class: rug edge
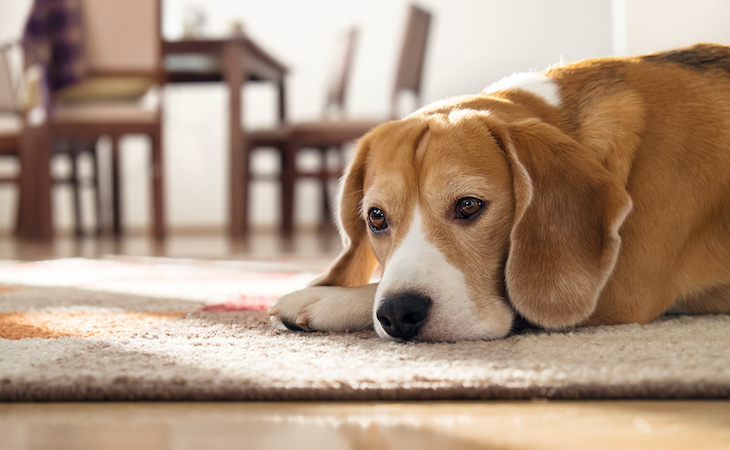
[2,381,728,402]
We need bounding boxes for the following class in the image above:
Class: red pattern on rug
[201,294,276,312]
[0,259,319,340]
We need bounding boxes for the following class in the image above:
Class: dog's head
[314,98,632,341]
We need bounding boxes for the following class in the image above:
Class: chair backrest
[391,4,432,118]
[322,27,359,118]
[80,0,161,80]
[0,43,19,113]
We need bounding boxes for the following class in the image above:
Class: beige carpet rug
[0,258,728,401]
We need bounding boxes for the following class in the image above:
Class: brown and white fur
[268,43,730,342]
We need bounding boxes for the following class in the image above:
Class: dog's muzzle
[376,293,431,340]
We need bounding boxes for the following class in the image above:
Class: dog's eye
[368,208,388,232]
[455,197,486,220]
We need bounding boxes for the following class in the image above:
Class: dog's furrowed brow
[413,127,432,168]
[423,174,494,202]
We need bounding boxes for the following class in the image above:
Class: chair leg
[89,142,102,236]
[281,142,296,238]
[69,149,83,237]
[319,146,332,230]
[151,130,165,241]
[110,137,122,237]
[240,143,251,236]
[13,172,22,235]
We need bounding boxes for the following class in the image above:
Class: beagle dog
[268,43,730,342]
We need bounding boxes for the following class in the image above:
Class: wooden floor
[2,230,729,450]
[1,401,729,450]
[0,228,344,262]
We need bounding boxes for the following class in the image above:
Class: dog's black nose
[376,294,431,340]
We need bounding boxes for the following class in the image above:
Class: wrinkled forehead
[362,114,507,205]
[362,120,426,193]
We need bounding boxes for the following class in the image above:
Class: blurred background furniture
[239,4,432,237]
[241,27,360,238]
[0,42,22,204]
[162,35,288,239]
[20,0,165,241]
[1,40,99,239]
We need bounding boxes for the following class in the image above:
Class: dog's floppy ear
[309,135,378,287]
[497,119,632,329]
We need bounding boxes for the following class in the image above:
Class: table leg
[111,137,122,237]
[225,40,248,238]
[151,125,165,241]
[17,123,53,241]
[281,139,296,238]
[278,79,287,123]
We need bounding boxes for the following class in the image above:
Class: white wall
[1,0,728,233]
[618,0,730,55]
[161,0,614,231]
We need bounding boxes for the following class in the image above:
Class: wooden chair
[38,0,165,240]
[0,42,22,190]
[1,41,98,237]
[240,4,432,237]
[0,41,27,235]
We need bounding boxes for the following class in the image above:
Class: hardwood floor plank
[0,401,728,450]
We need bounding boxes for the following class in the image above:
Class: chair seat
[246,126,291,145]
[247,118,384,146]
[291,118,384,147]
[0,116,21,180]
[0,115,22,136]
[52,102,158,125]
[55,76,155,104]
[292,118,383,134]
[0,134,20,154]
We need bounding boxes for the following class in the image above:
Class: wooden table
[15,36,286,241]
[163,37,289,238]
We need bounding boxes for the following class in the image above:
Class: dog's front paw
[268,284,377,333]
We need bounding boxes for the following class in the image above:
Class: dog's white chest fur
[483,72,562,107]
